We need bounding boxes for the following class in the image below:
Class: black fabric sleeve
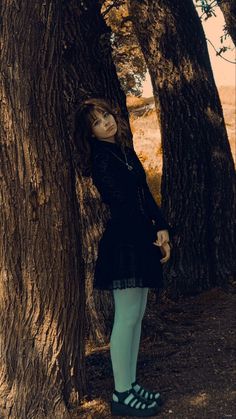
[131,148,172,236]
[142,180,172,234]
[91,151,140,220]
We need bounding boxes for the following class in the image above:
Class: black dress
[90,138,171,291]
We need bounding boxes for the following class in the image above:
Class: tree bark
[0,1,133,415]
[218,0,236,46]
[0,2,86,418]
[62,0,133,346]
[128,0,236,297]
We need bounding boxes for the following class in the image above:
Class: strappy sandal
[110,388,161,417]
[132,381,164,405]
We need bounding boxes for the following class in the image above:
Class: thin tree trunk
[128,0,236,297]
[218,0,236,46]
[0,2,86,417]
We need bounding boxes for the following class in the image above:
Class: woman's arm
[131,148,173,236]
[142,179,175,241]
[91,150,141,220]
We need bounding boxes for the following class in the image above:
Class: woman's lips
[107,125,114,132]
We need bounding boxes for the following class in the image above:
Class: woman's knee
[115,307,140,327]
[116,301,142,327]
[113,288,143,327]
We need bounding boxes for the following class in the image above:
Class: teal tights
[110,287,149,392]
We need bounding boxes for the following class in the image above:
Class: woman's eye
[103,112,109,117]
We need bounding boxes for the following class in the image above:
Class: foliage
[194,1,235,62]
[100,0,235,96]
[101,0,146,96]
[195,0,219,19]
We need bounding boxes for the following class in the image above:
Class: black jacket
[91,139,172,244]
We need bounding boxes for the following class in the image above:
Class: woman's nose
[103,119,109,127]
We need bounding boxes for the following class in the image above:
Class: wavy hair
[72,97,133,177]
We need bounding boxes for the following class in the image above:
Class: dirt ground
[74,279,236,419]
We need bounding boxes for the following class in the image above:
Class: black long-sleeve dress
[90,138,171,291]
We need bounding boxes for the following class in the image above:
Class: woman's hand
[153,229,171,264]
[159,241,171,264]
[154,229,169,246]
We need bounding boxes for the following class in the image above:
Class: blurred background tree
[102,0,147,96]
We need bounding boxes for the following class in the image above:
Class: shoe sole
[110,401,161,417]
[154,395,164,406]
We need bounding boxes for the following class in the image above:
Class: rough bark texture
[128,0,236,297]
[62,0,133,346]
[0,2,86,418]
[0,2,133,415]
[218,0,236,46]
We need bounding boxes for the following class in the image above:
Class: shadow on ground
[73,280,236,419]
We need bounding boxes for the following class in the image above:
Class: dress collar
[90,138,121,148]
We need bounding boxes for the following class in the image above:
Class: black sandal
[110,388,161,417]
[132,381,164,406]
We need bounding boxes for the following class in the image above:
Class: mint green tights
[110,287,149,392]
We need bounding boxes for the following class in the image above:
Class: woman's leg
[130,288,149,384]
[110,287,143,392]
[130,289,162,404]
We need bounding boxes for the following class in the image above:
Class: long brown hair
[72,97,133,177]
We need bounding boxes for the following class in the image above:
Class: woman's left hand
[159,241,171,264]
[153,229,171,264]
[153,229,169,246]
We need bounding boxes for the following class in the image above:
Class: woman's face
[90,109,117,142]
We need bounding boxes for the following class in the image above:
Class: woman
[73,97,172,417]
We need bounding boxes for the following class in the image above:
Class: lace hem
[94,276,163,291]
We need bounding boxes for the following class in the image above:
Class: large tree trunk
[0,2,134,415]
[0,3,86,418]
[218,0,236,46]
[128,0,236,297]
[62,0,133,346]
